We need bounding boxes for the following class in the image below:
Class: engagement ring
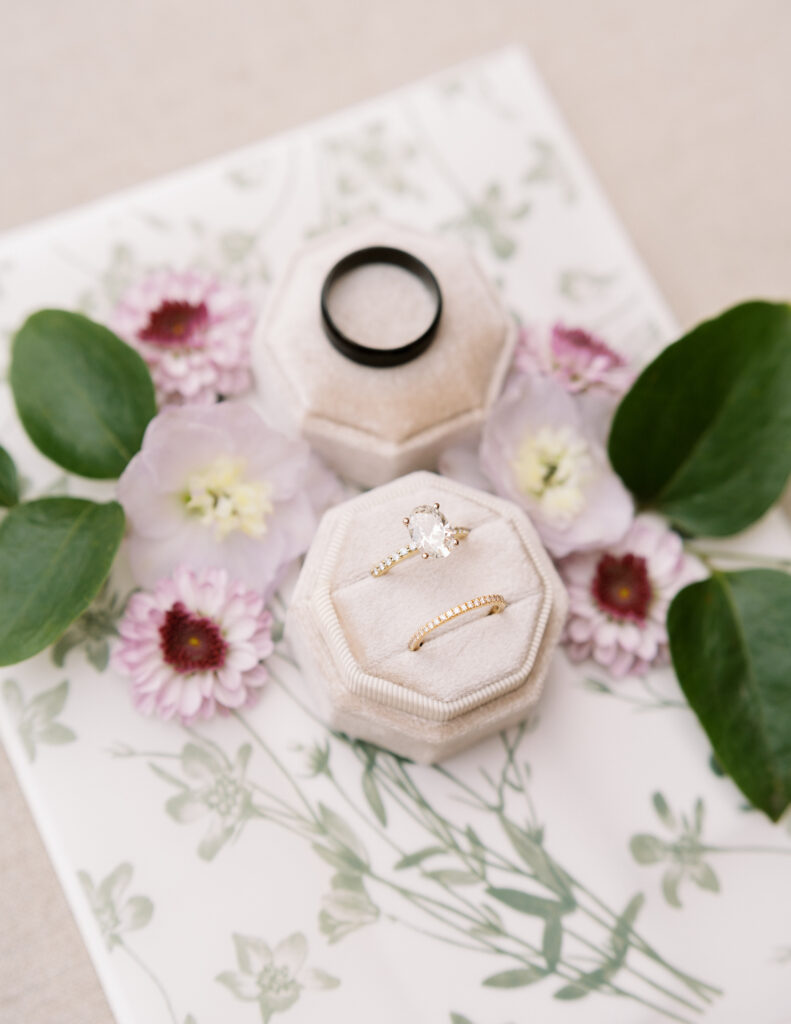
[370,503,469,577]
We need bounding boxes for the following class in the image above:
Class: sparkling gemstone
[406,505,455,559]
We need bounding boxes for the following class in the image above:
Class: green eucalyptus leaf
[629,834,667,864]
[610,893,644,961]
[425,869,480,886]
[10,310,156,479]
[318,803,369,867]
[394,846,445,870]
[0,498,124,666]
[486,887,564,919]
[609,301,791,535]
[652,792,676,830]
[0,445,19,506]
[312,843,367,875]
[362,767,387,826]
[554,967,609,1000]
[499,817,575,905]
[662,867,683,908]
[542,914,563,970]
[668,569,791,821]
[482,966,545,988]
[29,678,69,721]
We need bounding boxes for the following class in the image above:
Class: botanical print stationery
[1,47,790,1024]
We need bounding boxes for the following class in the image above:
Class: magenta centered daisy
[138,299,210,346]
[112,565,274,723]
[112,269,255,406]
[159,602,229,673]
[591,553,652,623]
[559,515,706,677]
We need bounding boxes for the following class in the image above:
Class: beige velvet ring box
[252,219,516,488]
[287,471,568,763]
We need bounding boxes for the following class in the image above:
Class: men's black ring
[320,246,443,368]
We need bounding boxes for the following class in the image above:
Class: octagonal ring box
[252,220,516,488]
[286,471,568,764]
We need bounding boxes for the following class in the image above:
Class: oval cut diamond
[406,504,455,558]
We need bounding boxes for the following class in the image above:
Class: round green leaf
[0,445,19,506]
[609,301,791,535]
[668,569,791,821]
[0,497,125,665]
[11,310,156,478]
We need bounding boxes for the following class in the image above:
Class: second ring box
[286,471,567,763]
[252,219,516,488]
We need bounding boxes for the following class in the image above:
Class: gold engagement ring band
[371,502,470,577]
[408,594,507,651]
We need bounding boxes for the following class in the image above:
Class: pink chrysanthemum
[514,323,632,395]
[112,565,274,723]
[112,269,255,406]
[559,515,706,677]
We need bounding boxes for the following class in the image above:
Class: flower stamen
[512,425,591,525]
[184,456,273,539]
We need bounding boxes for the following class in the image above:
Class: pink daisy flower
[559,515,706,677]
[112,269,255,406]
[112,565,274,723]
[514,322,632,396]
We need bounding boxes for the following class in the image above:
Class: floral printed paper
[1,47,791,1024]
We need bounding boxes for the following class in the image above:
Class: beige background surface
[1,1,789,1021]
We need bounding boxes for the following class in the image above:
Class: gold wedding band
[371,502,469,578]
[409,594,507,651]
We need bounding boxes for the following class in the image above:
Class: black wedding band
[320,246,443,368]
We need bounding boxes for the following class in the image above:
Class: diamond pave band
[371,503,470,577]
[409,594,507,651]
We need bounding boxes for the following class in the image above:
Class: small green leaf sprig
[0,310,156,666]
[609,300,791,822]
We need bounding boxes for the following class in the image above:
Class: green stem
[380,875,697,1024]
[183,724,232,768]
[686,546,791,572]
[562,923,704,1015]
[383,912,487,953]
[703,843,791,856]
[269,664,720,1009]
[233,712,321,829]
[118,940,179,1024]
[367,754,710,1014]
[434,763,721,1001]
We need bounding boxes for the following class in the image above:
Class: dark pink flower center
[592,553,652,623]
[138,300,209,347]
[159,602,227,673]
[551,324,625,371]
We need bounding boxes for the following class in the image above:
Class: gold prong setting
[409,594,507,650]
